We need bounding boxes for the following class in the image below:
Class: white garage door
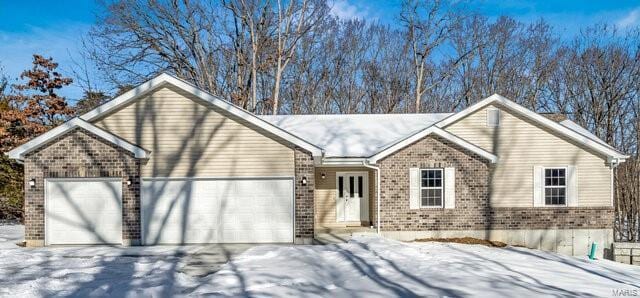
[45,179,122,245]
[142,178,294,244]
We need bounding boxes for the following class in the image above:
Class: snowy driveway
[1,224,640,297]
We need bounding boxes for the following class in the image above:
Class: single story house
[7,73,628,258]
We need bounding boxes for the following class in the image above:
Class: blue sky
[333,0,640,30]
[1,0,639,100]
[0,1,98,101]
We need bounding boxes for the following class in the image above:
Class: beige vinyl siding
[314,167,375,227]
[94,85,294,177]
[445,104,611,207]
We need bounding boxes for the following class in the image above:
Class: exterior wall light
[29,178,36,188]
[301,176,308,185]
[321,173,326,179]
[126,178,133,186]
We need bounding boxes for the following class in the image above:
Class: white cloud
[617,8,640,29]
[329,0,370,20]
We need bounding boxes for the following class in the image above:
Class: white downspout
[609,157,621,208]
[363,161,381,235]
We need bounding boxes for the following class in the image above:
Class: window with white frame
[421,169,443,207]
[544,168,566,205]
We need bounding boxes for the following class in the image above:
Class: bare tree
[86,0,225,95]
[363,25,412,113]
[285,16,336,114]
[223,0,274,112]
[448,16,560,110]
[400,0,465,112]
[550,25,639,145]
[271,0,325,114]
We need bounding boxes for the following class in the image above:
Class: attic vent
[487,109,500,127]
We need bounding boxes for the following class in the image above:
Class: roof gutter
[3,152,24,164]
[608,156,625,169]
[320,157,368,166]
[362,160,381,235]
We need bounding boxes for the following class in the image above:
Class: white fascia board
[367,126,498,164]
[319,157,369,167]
[434,94,505,128]
[435,94,629,160]
[80,73,175,121]
[80,73,323,158]
[6,118,149,160]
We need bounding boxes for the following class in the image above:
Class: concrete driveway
[0,224,290,296]
[1,224,275,278]
[178,243,258,277]
[3,224,640,297]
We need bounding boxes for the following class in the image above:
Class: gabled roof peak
[6,117,149,160]
[435,94,628,160]
[79,73,324,158]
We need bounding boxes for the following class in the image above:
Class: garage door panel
[146,227,219,244]
[48,187,121,213]
[220,214,254,228]
[218,198,240,211]
[49,180,121,199]
[270,212,294,225]
[148,227,219,244]
[50,198,118,214]
[142,178,293,244]
[148,212,218,228]
[269,196,292,210]
[46,179,122,245]
[221,228,291,243]
[250,213,270,225]
[88,212,122,226]
[212,180,237,195]
[48,229,109,245]
[143,179,225,244]
[146,197,220,214]
[231,181,257,197]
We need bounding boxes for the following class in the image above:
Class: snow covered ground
[1,224,639,297]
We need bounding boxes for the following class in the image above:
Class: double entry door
[336,172,368,222]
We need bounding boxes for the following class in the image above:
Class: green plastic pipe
[589,242,597,260]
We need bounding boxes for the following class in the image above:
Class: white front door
[336,173,367,222]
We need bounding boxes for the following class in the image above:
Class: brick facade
[294,147,315,243]
[377,135,614,232]
[23,128,314,246]
[23,128,141,246]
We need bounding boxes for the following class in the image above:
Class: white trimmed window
[421,169,443,207]
[544,167,567,206]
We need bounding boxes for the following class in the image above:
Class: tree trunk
[251,49,258,112]
[273,64,282,115]
[415,64,424,113]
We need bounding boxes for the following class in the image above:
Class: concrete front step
[315,226,377,234]
[314,227,378,244]
[314,233,353,244]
